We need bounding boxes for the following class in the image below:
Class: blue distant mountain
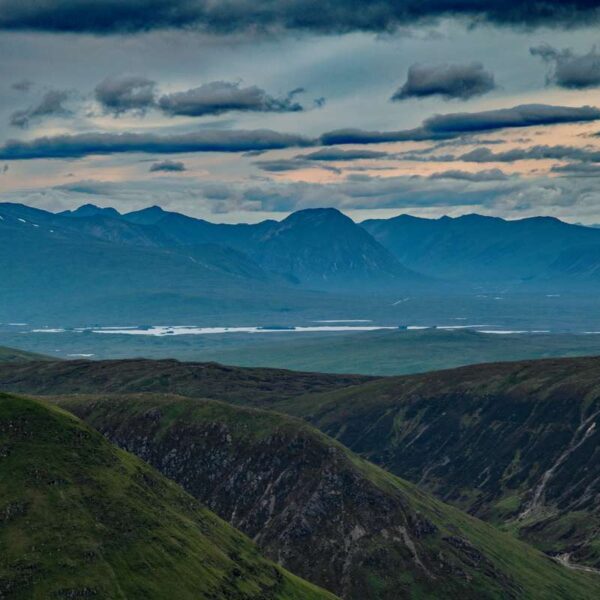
[3,202,600,324]
[362,213,600,286]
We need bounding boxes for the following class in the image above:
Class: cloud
[1,164,8,174]
[9,166,600,224]
[158,81,304,117]
[531,44,600,89]
[95,76,157,115]
[149,160,186,172]
[11,79,33,92]
[0,129,313,160]
[392,63,496,101]
[459,145,600,163]
[9,89,71,128]
[300,148,390,161]
[551,162,600,176]
[0,1,599,33]
[320,104,600,145]
[428,168,509,181]
[254,158,341,174]
[254,158,312,172]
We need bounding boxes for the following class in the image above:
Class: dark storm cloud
[9,89,71,128]
[320,104,600,145]
[392,63,496,101]
[428,168,509,181]
[11,79,33,93]
[0,129,313,160]
[459,145,600,163]
[95,76,157,115]
[149,159,186,172]
[158,82,304,117]
[300,148,390,161]
[530,43,600,89]
[0,1,599,33]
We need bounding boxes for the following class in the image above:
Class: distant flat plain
[4,326,600,376]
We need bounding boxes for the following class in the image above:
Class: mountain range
[3,201,600,324]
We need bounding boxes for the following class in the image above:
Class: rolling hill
[0,346,50,363]
[264,357,600,569]
[0,358,372,405]
[0,392,335,599]
[50,392,600,599]
[4,355,599,571]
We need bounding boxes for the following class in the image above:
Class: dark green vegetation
[4,355,599,574]
[0,346,49,363]
[0,392,336,599]
[264,357,600,570]
[0,358,372,405]
[51,393,600,599]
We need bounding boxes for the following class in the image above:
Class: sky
[2,1,600,223]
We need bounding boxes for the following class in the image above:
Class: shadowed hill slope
[0,346,51,363]
[3,356,600,571]
[0,358,373,405]
[267,357,600,569]
[0,392,336,599]
[52,392,600,600]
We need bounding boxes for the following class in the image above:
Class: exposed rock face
[55,393,576,600]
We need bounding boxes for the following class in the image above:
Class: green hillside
[0,346,50,363]
[52,392,600,599]
[263,357,600,569]
[0,392,336,600]
[0,357,372,406]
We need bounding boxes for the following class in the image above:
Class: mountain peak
[282,207,353,227]
[61,204,121,219]
[123,205,169,225]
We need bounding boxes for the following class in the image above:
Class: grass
[51,392,600,600]
[0,346,51,363]
[0,392,337,600]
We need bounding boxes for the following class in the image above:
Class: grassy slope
[0,346,51,363]
[267,357,600,568]
[52,393,600,600]
[0,358,373,406]
[0,392,336,600]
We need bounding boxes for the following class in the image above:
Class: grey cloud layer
[93,77,306,117]
[320,104,600,145]
[149,159,186,172]
[95,76,157,115]
[0,1,599,33]
[10,89,71,128]
[459,145,600,163]
[0,130,313,160]
[531,44,600,89]
[158,81,304,116]
[392,63,495,101]
[2,103,599,160]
